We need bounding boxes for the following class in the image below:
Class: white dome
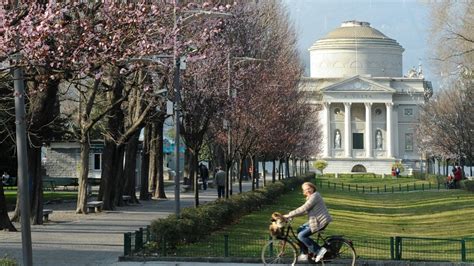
[309,21,404,78]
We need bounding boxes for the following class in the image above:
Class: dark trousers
[217,186,225,198]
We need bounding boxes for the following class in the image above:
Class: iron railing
[123,229,473,263]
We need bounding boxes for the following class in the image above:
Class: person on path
[199,163,209,190]
[215,166,226,199]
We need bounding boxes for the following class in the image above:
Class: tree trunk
[113,145,125,207]
[123,131,140,204]
[262,157,267,187]
[0,182,16,231]
[239,157,244,193]
[193,151,199,207]
[272,159,276,183]
[148,123,157,193]
[154,118,167,199]
[76,139,90,214]
[99,140,120,210]
[254,156,259,189]
[140,124,150,200]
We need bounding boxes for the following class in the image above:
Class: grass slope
[173,176,474,260]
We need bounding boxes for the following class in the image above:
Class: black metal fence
[123,227,474,263]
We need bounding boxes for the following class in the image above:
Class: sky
[282,0,436,86]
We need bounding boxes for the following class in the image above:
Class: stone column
[386,102,393,158]
[364,102,372,158]
[344,102,352,157]
[323,102,331,157]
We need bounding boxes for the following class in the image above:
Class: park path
[1,181,254,266]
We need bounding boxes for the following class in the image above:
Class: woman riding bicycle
[283,182,332,263]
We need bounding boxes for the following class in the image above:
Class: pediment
[321,76,395,93]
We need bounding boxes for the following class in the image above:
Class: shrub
[149,173,315,250]
[0,257,16,266]
[313,160,328,174]
[460,180,474,192]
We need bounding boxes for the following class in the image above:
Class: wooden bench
[122,195,131,205]
[43,209,53,222]
[87,201,103,213]
[42,179,56,192]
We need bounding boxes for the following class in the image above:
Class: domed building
[303,21,432,174]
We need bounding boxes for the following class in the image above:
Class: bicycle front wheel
[322,238,356,266]
[262,238,298,265]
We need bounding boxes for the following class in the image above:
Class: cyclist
[283,182,332,262]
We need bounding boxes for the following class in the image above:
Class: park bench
[2,176,17,190]
[122,195,131,205]
[42,177,79,191]
[43,209,53,222]
[87,201,103,213]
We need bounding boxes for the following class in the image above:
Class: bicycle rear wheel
[321,238,356,266]
[262,238,298,265]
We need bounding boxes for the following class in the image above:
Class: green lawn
[4,191,77,205]
[166,176,474,261]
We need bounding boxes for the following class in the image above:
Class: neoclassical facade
[302,21,432,174]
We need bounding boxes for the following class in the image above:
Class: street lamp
[225,55,266,198]
[173,1,231,216]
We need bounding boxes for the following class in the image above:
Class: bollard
[135,229,143,252]
[461,239,466,262]
[124,232,131,256]
[390,237,394,260]
[224,234,229,257]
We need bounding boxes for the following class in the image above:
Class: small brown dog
[269,212,286,237]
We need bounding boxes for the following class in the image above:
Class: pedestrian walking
[199,163,209,190]
[215,166,226,199]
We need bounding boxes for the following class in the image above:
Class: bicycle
[261,218,356,265]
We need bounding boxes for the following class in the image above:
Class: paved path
[1,181,254,266]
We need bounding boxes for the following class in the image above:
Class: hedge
[460,180,474,192]
[150,173,315,249]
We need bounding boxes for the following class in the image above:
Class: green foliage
[150,173,315,249]
[460,180,474,192]
[0,257,17,266]
[426,174,445,184]
[313,160,328,174]
[335,173,377,178]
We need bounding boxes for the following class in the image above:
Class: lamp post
[173,1,231,216]
[225,55,266,198]
[11,1,33,265]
